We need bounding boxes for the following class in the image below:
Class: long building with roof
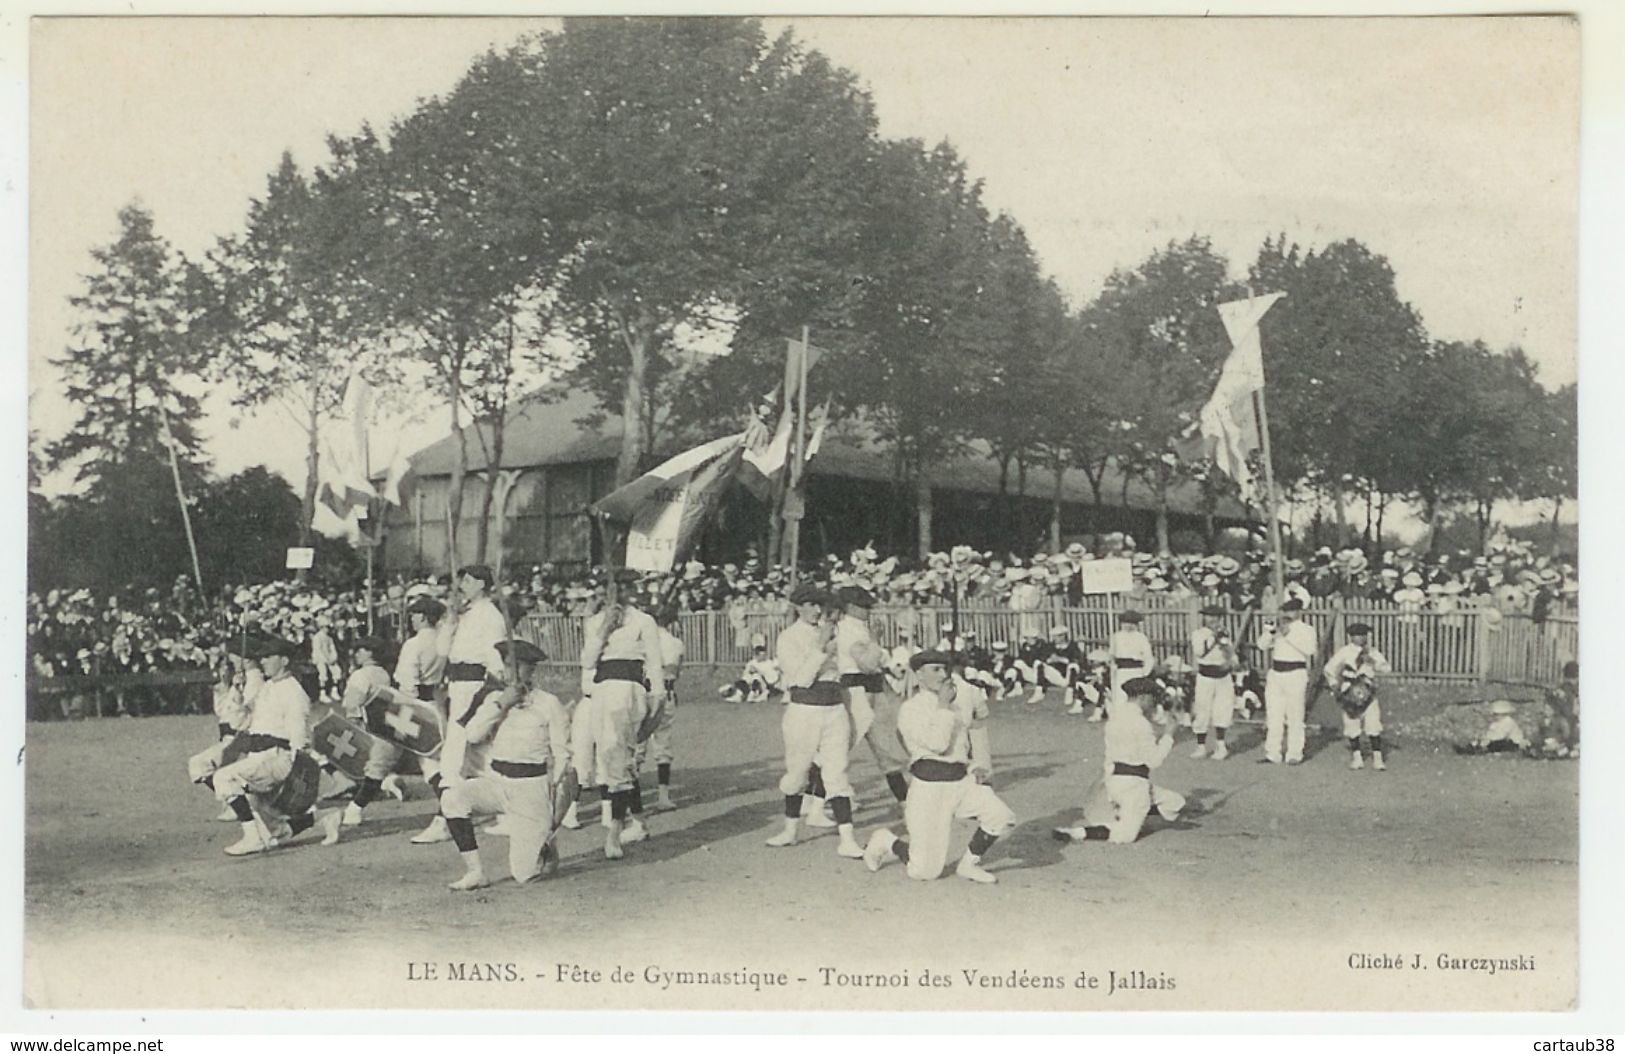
[376,387,1255,575]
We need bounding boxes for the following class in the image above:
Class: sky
[24,15,1582,530]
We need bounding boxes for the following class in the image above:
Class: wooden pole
[785,326,810,586]
[1253,387,1286,606]
[157,403,205,596]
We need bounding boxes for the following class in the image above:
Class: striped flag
[738,408,793,500]
[804,397,832,462]
[319,373,377,518]
[1183,293,1284,502]
[592,433,748,573]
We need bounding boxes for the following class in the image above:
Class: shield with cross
[311,713,383,782]
[361,685,444,758]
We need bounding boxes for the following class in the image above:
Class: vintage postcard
[16,11,1597,1019]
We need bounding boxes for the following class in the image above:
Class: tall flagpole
[157,403,205,596]
[785,326,810,586]
[1246,288,1286,604]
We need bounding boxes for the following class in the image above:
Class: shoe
[604,835,625,861]
[342,802,364,827]
[215,806,238,822]
[448,870,491,892]
[224,828,271,856]
[381,774,406,801]
[1052,826,1089,842]
[1189,744,1208,759]
[1372,753,1387,771]
[1285,757,1303,766]
[1210,743,1229,760]
[863,830,892,872]
[1026,688,1045,705]
[802,798,836,828]
[411,816,452,845]
[268,819,293,844]
[1349,753,1365,770]
[1257,755,1281,765]
[621,817,649,844]
[1066,703,1085,716]
[653,789,677,812]
[560,803,582,830]
[319,809,343,846]
[765,823,798,848]
[1086,711,1104,723]
[956,855,998,884]
[837,833,865,859]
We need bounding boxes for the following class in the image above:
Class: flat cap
[836,585,876,609]
[909,649,954,671]
[789,582,830,605]
[1119,676,1160,699]
[496,639,548,664]
[1346,622,1373,636]
[1117,610,1144,624]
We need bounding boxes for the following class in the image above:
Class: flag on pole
[1181,293,1285,502]
[592,433,749,574]
[738,407,794,500]
[803,397,832,462]
[319,373,378,518]
[783,337,829,407]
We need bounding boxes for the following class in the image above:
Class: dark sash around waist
[1198,665,1231,679]
[491,759,548,779]
[594,659,648,686]
[236,733,291,754]
[910,758,969,782]
[840,672,887,692]
[1115,658,1145,668]
[416,685,438,702]
[1112,762,1151,779]
[789,682,845,706]
[446,661,487,683]
[1271,660,1307,673]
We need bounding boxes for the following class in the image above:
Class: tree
[191,466,362,587]
[47,203,207,499]
[195,149,382,546]
[515,17,882,484]
[1247,236,1430,547]
[1081,236,1239,553]
[1528,383,1578,549]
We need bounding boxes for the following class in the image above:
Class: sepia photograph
[14,10,1604,1020]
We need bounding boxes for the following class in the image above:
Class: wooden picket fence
[516,595,1578,688]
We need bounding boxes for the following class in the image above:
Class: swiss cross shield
[311,714,383,782]
[363,688,444,758]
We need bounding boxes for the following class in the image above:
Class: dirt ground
[23,675,1578,1012]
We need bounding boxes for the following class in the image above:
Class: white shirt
[246,674,311,749]
[465,686,573,770]
[1109,628,1155,668]
[1191,626,1232,668]
[448,596,508,678]
[897,684,977,765]
[658,627,685,677]
[581,605,666,695]
[341,662,392,719]
[394,627,445,691]
[1261,619,1319,667]
[777,619,836,689]
[1104,704,1173,772]
[835,614,876,676]
[1323,643,1391,687]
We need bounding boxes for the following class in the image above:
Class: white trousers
[439,681,490,787]
[1082,774,1185,844]
[778,703,853,799]
[1193,674,1236,733]
[440,772,553,884]
[637,694,676,769]
[573,680,645,792]
[1264,669,1309,761]
[902,775,1014,879]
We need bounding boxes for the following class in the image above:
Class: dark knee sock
[885,771,909,802]
[1196,732,1208,745]
[1214,728,1226,742]
[830,796,853,826]
[1083,825,1111,841]
[1370,735,1384,754]
[629,782,644,816]
[353,777,382,808]
[429,773,444,801]
[893,839,910,864]
[1348,736,1362,754]
[968,828,998,856]
[287,812,315,835]
[808,765,826,799]
[611,790,631,821]
[598,784,610,805]
[446,816,478,852]
[229,796,253,822]
[784,794,803,819]
[657,762,671,787]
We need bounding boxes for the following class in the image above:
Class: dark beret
[1346,622,1373,636]
[1118,610,1144,624]
[351,636,390,656]
[460,564,496,588]
[909,649,953,671]
[836,585,876,609]
[1282,598,1305,612]
[496,639,547,664]
[789,582,829,605]
[1119,676,1160,699]
[1200,605,1228,617]
[407,596,447,620]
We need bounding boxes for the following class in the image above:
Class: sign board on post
[285,547,315,570]
[1079,557,1134,595]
